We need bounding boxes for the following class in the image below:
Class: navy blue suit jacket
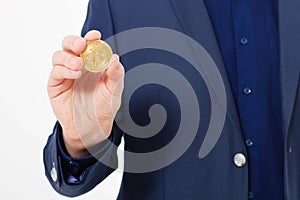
[44,0,300,199]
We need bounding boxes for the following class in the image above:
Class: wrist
[62,130,90,158]
[61,119,113,158]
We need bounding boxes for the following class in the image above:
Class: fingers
[48,65,82,87]
[49,30,104,87]
[62,35,86,55]
[51,49,83,86]
[105,54,125,96]
[52,50,83,71]
[84,30,101,41]
[54,30,101,70]
[61,30,102,55]
[106,55,124,81]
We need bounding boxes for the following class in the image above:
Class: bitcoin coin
[80,40,113,73]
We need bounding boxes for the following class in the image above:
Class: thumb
[105,54,125,96]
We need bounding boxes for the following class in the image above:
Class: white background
[0,0,123,199]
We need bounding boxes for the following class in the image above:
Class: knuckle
[62,53,71,66]
[62,35,74,50]
[52,50,61,64]
[50,66,59,76]
[52,50,71,66]
[62,35,71,44]
[62,35,82,50]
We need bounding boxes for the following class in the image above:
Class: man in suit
[43,0,300,199]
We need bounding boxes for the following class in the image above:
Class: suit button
[245,139,253,147]
[234,153,246,167]
[248,192,254,199]
[51,163,57,182]
[243,87,252,95]
[240,37,248,45]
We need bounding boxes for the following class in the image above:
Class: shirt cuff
[55,122,114,184]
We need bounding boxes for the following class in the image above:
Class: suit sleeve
[43,121,122,197]
[43,0,123,197]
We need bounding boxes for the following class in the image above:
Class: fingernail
[112,55,122,72]
[111,54,119,64]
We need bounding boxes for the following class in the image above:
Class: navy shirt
[58,0,284,199]
[205,0,284,199]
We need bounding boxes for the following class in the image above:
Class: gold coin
[80,40,113,73]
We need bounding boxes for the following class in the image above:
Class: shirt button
[51,163,57,182]
[245,139,253,147]
[243,87,252,95]
[241,37,248,45]
[248,192,254,199]
[234,153,246,167]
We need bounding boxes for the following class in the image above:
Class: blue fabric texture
[47,0,288,199]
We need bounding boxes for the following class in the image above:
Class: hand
[47,30,124,158]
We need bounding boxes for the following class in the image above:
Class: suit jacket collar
[167,0,243,137]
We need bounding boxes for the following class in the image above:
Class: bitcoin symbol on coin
[80,40,113,73]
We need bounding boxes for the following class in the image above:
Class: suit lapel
[167,0,243,135]
[278,0,300,136]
